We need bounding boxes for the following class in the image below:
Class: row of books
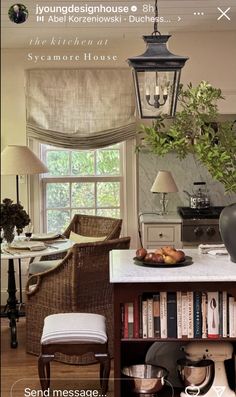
[121,291,236,339]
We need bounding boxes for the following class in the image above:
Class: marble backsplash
[139,152,236,213]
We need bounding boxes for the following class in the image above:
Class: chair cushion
[41,313,108,345]
[69,231,106,244]
[29,260,61,275]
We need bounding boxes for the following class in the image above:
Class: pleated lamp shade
[1,145,48,175]
[151,170,178,193]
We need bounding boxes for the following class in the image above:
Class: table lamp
[151,170,178,215]
[1,145,48,203]
[1,145,48,308]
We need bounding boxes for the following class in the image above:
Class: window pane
[46,151,70,176]
[96,149,120,175]
[71,183,95,208]
[46,183,70,208]
[71,208,96,217]
[97,208,120,218]
[71,151,94,176]
[97,182,120,207]
[47,210,70,233]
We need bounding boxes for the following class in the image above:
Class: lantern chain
[153,0,161,35]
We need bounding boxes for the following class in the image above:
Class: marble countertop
[139,212,182,224]
[109,249,236,283]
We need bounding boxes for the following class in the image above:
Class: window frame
[29,138,138,247]
[40,144,124,233]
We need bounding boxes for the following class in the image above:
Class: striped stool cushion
[41,313,108,345]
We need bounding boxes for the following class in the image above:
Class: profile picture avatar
[8,3,28,24]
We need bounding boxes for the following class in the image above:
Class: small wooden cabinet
[140,213,182,249]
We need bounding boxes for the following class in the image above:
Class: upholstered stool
[38,313,111,394]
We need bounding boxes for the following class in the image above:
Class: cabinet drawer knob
[159,233,163,237]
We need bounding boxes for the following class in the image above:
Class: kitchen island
[109,249,236,397]
[110,248,236,283]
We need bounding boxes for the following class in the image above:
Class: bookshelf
[110,249,236,397]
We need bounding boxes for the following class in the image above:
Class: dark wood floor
[1,317,114,397]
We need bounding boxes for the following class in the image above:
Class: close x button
[217,7,231,21]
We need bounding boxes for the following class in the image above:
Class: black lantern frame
[127,0,189,119]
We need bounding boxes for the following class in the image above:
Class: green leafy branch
[138,81,236,193]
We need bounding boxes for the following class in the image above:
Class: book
[167,292,177,338]
[201,292,208,338]
[142,299,148,338]
[227,293,230,337]
[176,291,182,339]
[128,302,134,338]
[222,291,228,338]
[218,291,223,337]
[160,292,167,338]
[229,296,235,338]
[124,303,129,338]
[207,292,219,339]
[120,304,124,338]
[181,292,188,338]
[194,291,202,338]
[187,291,194,338]
[233,301,236,338]
[147,298,154,338]
[133,297,140,338]
[153,294,161,338]
[139,295,143,338]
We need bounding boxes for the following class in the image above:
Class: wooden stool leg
[99,362,104,388]
[46,362,50,384]
[38,354,54,391]
[95,353,111,395]
[102,355,111,395]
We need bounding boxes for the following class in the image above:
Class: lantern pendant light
[127,0,189,119]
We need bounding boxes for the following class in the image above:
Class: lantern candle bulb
[163,86,168,96]
[155,86,160,95]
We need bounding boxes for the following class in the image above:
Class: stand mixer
[177,342,235,397]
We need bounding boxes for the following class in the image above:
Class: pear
[164,255,177,265]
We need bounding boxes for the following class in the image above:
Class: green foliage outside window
[43,145,122,233]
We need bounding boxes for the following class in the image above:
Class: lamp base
[159,193,168,215]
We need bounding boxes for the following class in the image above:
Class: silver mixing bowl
[122,364,168,395]
[177,359,215,395]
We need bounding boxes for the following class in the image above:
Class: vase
[219,203,236,263]
[3,225,15,244]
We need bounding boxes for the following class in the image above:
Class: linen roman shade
[26,69,137,149]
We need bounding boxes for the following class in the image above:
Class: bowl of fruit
[134,246,192,267]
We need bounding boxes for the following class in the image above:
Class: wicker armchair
[35,214,123,266]
[25,237,130,364]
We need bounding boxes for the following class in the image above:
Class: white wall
[171,31,236,114]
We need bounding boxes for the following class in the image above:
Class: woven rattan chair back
[63,214,122,240]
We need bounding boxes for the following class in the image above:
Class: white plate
[30,233,61,241]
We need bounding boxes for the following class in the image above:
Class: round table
[1,239,73,348]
